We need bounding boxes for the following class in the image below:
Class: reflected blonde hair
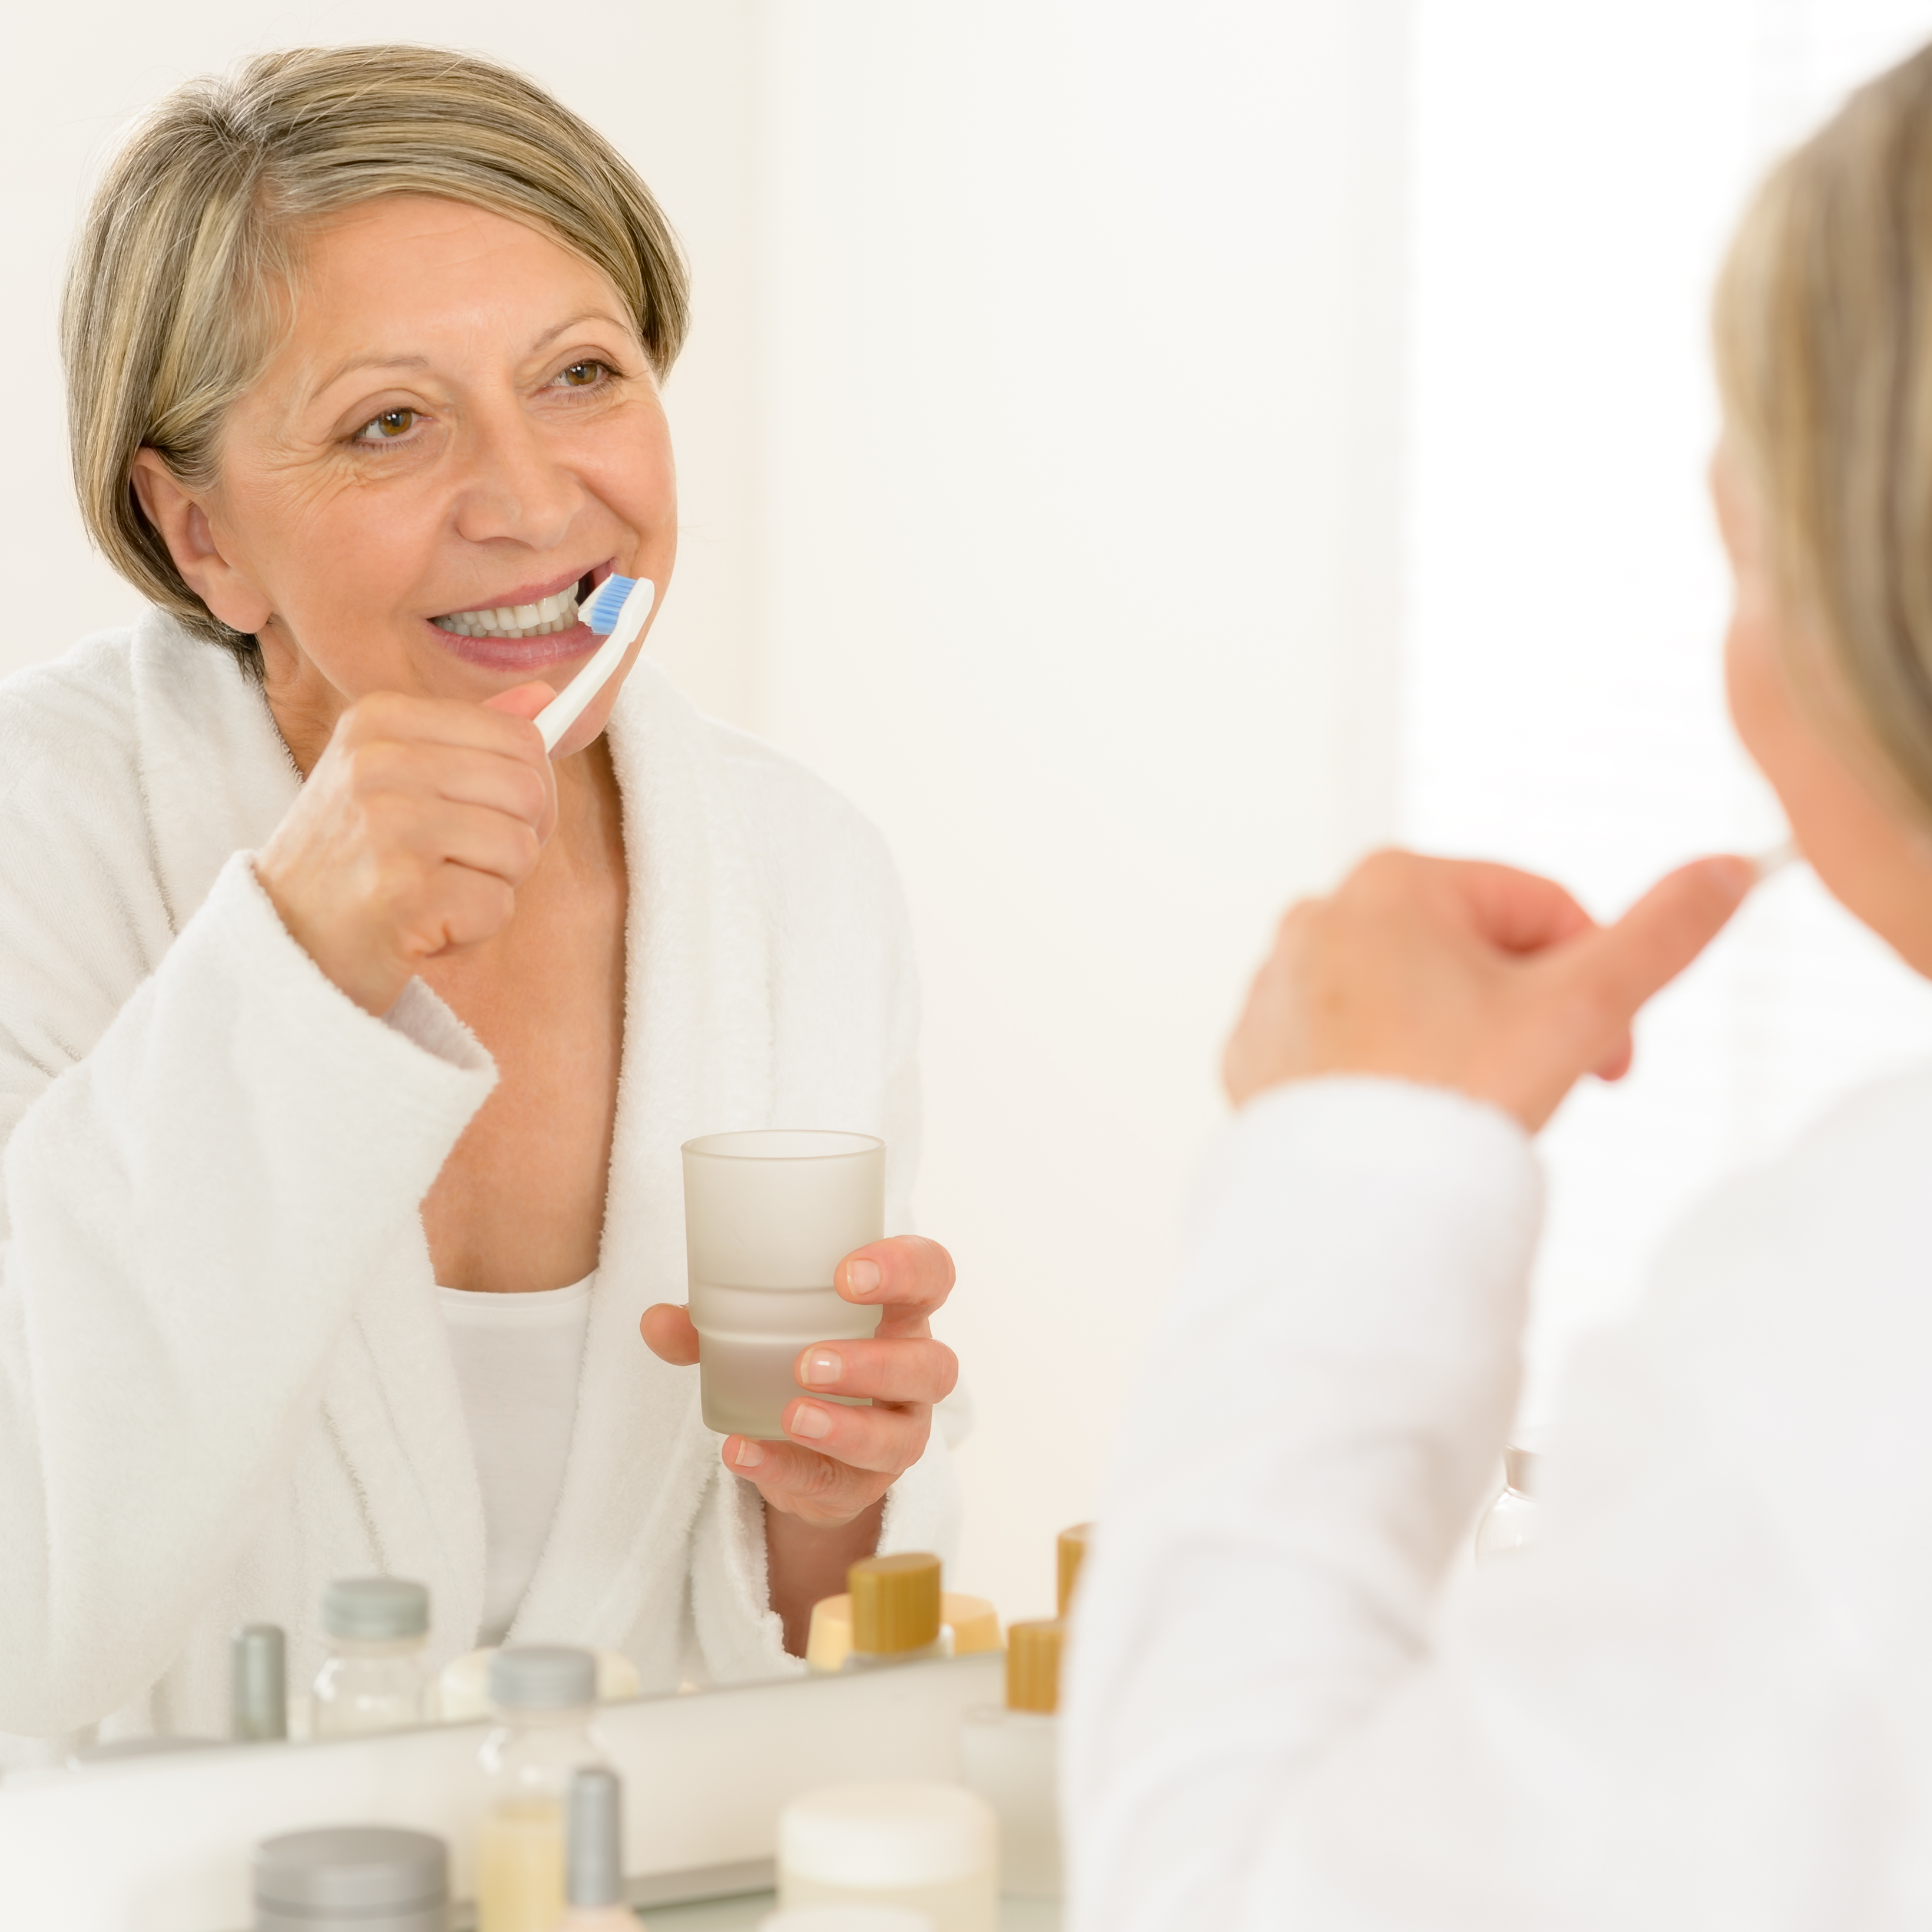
[1714,44,1932,814]
[62,45,689,666]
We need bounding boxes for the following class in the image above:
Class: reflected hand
[1222,848,1754,1132]
[640,1235,959,1527]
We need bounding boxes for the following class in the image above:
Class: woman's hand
[255,684,558,1015]
[640,1235,960,1527]
[1223,849,1755,1132]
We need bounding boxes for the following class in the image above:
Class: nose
[449,396,584,551]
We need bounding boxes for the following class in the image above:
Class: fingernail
[789,1402,834,1441]
[732,1438,765,1468]
[846,1259,881,1295]
[802,1349,843,1387]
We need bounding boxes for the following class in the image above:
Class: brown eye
[358,408,417,442]
[560,361,605,387]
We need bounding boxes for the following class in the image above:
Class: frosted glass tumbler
[682,1130,885,1440]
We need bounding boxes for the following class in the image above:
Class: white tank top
[436,1275,593,1645]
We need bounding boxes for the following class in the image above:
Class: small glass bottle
[477,1645,610,1932]
[1475,1444,1541,1561]
[231,1623,288,1741]
[312,1579,430,1737]
[839,1554,953,1672]
[960,1620,1063,1900]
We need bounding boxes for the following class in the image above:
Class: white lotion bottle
[778,1782,997,1932]
[960,1619,1063,1900]
[311,1579,429,1737]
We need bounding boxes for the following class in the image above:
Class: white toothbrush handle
[535,578,654,752]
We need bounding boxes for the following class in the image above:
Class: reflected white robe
[1067,1072,1932,1930]
[0,611,957,1762]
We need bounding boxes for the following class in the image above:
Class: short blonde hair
[62,45,690,665]
[1713,44,1932,815]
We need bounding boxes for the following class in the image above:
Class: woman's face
[134,194,676,761]
[1714,445,1932,975]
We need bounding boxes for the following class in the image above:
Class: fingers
[795,1335,958,1407]
[725,1434,891,1526]
[838,1236,955,1320]
[1551,856,1755,1031]
[481,680,558,724]
[639,1303,699,1366]
[1434,858,1599,955]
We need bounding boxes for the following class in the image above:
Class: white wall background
[3,1,1411,1627]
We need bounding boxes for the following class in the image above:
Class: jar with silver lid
[253,1824,447,1932]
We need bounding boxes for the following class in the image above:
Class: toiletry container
[253,1825,447,1932]
[960,1620,1064,1899]
[839,1554,952,1671]
[1057,1523,1091,1616]
[1475,1443,1541,1560]
[477,1645,609,1932]
[312,1579,430,1737]
[436,1645,641,1723]
[778,1781,997,1932]
[806,1592,1000,1673]
[758,1910,937,1931]
[232,1625,289,1742]
[555,1765,634,1932]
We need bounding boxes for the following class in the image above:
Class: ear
[129,449,274,636]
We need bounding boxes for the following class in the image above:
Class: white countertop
[647,1894,1060,1930]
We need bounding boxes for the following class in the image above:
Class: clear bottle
[477,1645,610,1932]
[556,1764,636,1932]
[839,1554,953,1671]
[231,1623,288,1742]
[1475,1444,1542,1561]
[312,1579,430,1737]
[960,1619,1063,1900]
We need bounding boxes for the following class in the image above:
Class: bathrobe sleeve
[1063,1071,1932,1930]
[0,846,495,1734]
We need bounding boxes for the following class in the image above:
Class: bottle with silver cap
[477,1645,610,1932]
[312,1578,431,1738]
[253,1824,447,1932]
[231,1623,288,1742]
[554,1764,634,1931]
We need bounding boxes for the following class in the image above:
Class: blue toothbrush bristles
[581,574,639,637]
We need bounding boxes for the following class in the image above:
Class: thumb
[1554,854,1755,1034]
[482,680,555,723]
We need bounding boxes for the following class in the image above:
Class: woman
[0,45,958,1755]
[1068,40,1932,1931]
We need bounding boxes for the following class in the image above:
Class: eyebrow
[306,310,637,405]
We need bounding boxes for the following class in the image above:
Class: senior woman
[1068,39,1932,1932]
[0,45,958,1756]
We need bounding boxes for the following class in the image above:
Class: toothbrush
[533,574,655,753]
[1750,839,1798,882]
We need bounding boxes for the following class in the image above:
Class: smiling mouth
[430,572,597,640]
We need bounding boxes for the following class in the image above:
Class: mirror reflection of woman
[1066,39,1932,1928]
[0,45,960,1759]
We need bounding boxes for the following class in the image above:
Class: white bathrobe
[1066,1071,1932,1929]
[0,611,958,1761]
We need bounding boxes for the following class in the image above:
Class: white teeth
[431,584,582,639]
